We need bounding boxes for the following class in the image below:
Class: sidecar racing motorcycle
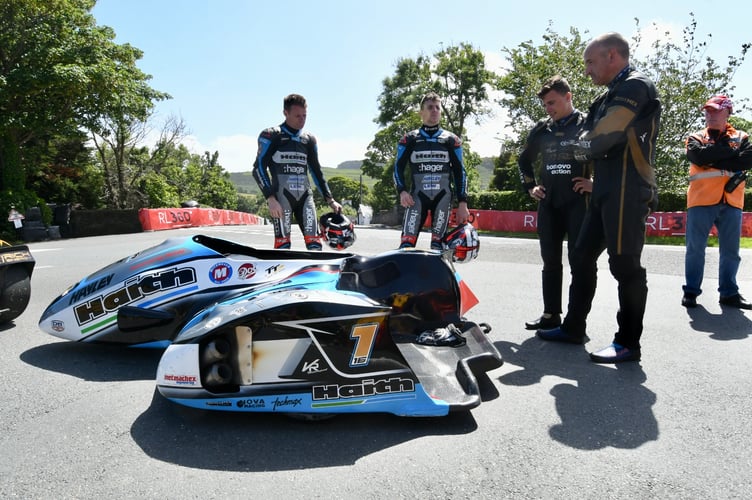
[1,240,35,325]
[39,233,501,417]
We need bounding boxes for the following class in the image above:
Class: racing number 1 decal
[349,323,379,367]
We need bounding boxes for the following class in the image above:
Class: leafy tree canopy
[495,14,750,194]
[364,42,498,211]
[0,0,170,214]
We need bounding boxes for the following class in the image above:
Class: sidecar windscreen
[338,250,462,327]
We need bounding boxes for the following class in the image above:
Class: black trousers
[536,198,587,314]
[562,186,653,349]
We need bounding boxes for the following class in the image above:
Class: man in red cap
[682,95,752,309]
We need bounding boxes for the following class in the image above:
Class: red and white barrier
[139,208,264,232]
[449,209,752,238]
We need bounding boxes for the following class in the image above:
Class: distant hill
[231,157,496,194]
[337,160,363,170]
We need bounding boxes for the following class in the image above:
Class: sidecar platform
[392,322,502,411]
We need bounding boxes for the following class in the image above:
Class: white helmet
[442,223,479,263]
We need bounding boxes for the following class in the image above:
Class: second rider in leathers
[393,92,470,250]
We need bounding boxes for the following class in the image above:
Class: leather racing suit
[519,110,590,315]
[252,123,333,250]
[565,65,661,350]
[393,124,468,250]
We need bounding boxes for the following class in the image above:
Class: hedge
[468,188,752,212]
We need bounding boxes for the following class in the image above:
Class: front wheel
[0,266,32,324]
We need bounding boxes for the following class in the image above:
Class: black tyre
[0,265,32,324]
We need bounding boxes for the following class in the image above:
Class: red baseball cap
[703,95,733,113]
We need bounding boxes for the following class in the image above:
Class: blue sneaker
[589,343,641,363]
[536,326,587,345]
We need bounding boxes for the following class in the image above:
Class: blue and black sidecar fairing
[156,248,502,417]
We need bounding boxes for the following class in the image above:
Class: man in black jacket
[519,76,591,331]
[536,33,661,364]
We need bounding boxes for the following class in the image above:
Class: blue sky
[91,0,752,172]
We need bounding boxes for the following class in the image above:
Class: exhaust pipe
[201,338,231,365]
[205,363,233,385]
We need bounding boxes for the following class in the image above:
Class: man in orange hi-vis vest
[682,95,752,309]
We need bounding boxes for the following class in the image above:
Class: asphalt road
[1,224,751,499]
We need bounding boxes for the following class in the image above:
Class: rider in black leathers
[252,94,341,250]
[519,76,591,331]
[393,92,469,250]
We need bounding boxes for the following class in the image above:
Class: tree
[137,146,237,209]
[328,176,368,208]
[363,43,498,212]
[631,14,750,192]
[489,139,521,191]
[495,25,600,140]
[92,114,186,208]
[24,130,104,208]
[495,16,750,195]
[190,151,237,210]
[0,0,168,212]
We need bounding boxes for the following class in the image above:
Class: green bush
[468,190,536,211]
[467,188,752,212]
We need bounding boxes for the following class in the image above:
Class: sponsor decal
[302,359,326,374]
[163,374,198,385]
[206,401,233,407]
[229,306,247,316]
[417,163,445,173]
[406,211,419,234]
[272,396,303,411]
[74,267,197,326]
[422,174,442,183]
[238,263,256,279]
[545,163,573,175]
[68,274,115,305]
[0,250,33,264]
[265,263,285,276]
[282,165,305,174]
[435,209,446,231]
[412,150,449,162]
[291,292,308,300]
[304,208,315,231]
[51,320,65,332]
[209,262,233,284]
[204,317,221,329]
[272,151,307,165]
[237,398,266,409]
[422,183,441,191]
[312,377,415,400]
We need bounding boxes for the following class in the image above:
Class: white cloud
[180,134,255,173]
[183,133,374,172]
[316,137,371,168]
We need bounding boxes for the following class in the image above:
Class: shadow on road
[130,388,480,471]
[686,305,752,340]
[495,337,658,450]
[21,340,496,471]
[20,342,163,381]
